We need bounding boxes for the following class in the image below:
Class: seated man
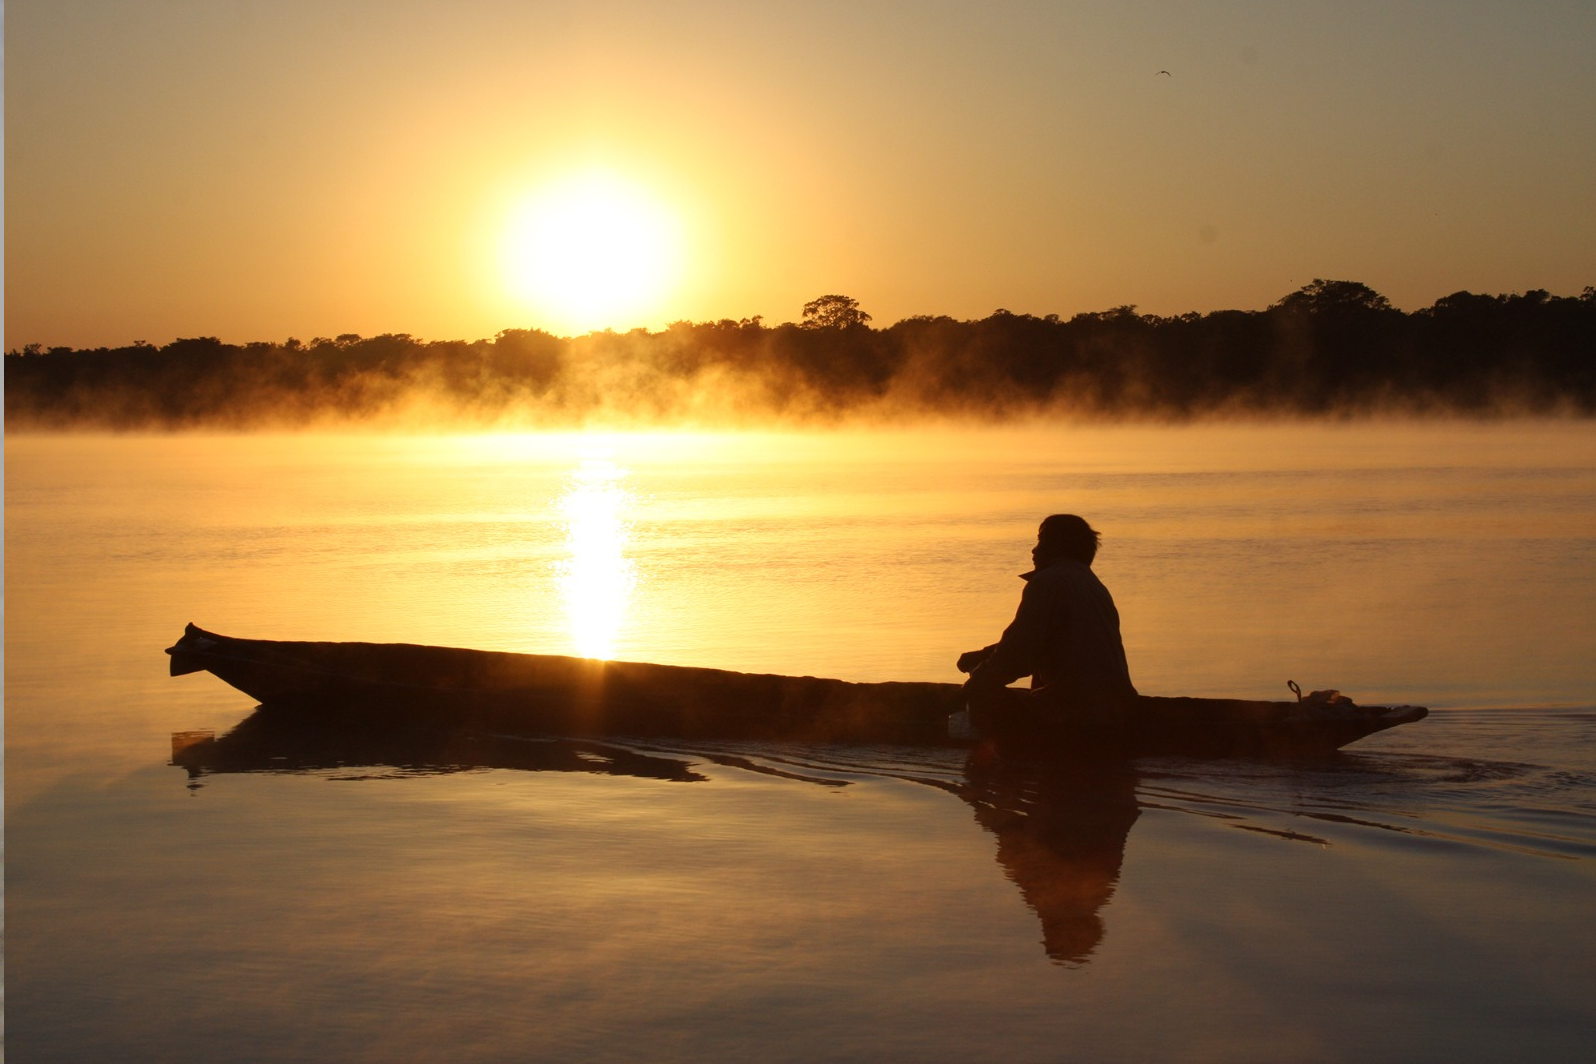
[958,514,1138,727]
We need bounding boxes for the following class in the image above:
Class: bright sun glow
[554,458,637,659]
[502,171,682,335]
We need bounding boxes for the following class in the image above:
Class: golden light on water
[501,169,683,335]
[553,457,637,659]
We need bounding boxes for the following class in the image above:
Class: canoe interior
[168,623,966,744]
[166,623,1427,755]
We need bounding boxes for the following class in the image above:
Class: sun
[501,171,682,335]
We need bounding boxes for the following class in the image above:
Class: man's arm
[966,581,1049,690]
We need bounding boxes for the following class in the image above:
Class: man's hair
[1037,514,1100,565]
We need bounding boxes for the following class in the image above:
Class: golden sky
[6,0,1594,348]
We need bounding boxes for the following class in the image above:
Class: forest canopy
[7,281,1594,429]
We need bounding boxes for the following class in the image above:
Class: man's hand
[956,646,995,674]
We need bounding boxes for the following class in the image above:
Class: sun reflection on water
[553,458,637,659]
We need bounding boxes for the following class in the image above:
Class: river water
[6,422,1596,1062]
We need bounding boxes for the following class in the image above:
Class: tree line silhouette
[7,281,1593,428]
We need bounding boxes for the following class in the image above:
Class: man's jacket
[968,559,1138,709]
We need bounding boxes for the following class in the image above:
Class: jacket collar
[1020,558,1084,581]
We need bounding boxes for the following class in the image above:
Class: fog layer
[7,282,1593,429]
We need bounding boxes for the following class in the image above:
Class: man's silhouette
[957,515,1137,728]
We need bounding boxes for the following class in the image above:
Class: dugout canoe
[165,623,1427,756]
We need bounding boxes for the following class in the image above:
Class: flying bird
[1156,70,1172,77]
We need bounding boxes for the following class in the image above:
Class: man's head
[1034,514,1100,567]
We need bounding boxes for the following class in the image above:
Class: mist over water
[8,284,1595,429]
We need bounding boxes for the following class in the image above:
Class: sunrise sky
[6,0,1594,349]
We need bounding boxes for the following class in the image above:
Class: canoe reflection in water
[170,713,714,785]
[171,710,1141,964]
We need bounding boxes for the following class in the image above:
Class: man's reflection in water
[961,751,1141,965]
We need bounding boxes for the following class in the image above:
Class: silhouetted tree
[1271,279,1394,315]
[801,294,872,329]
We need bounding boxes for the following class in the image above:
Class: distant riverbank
[8,281,1593,429]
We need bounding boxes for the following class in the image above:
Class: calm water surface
[7,423,1596,1062]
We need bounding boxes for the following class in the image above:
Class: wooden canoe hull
[166,624,1427,756]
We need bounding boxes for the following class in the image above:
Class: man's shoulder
[1027,560,1097,586]
[1023,560,1112,600]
